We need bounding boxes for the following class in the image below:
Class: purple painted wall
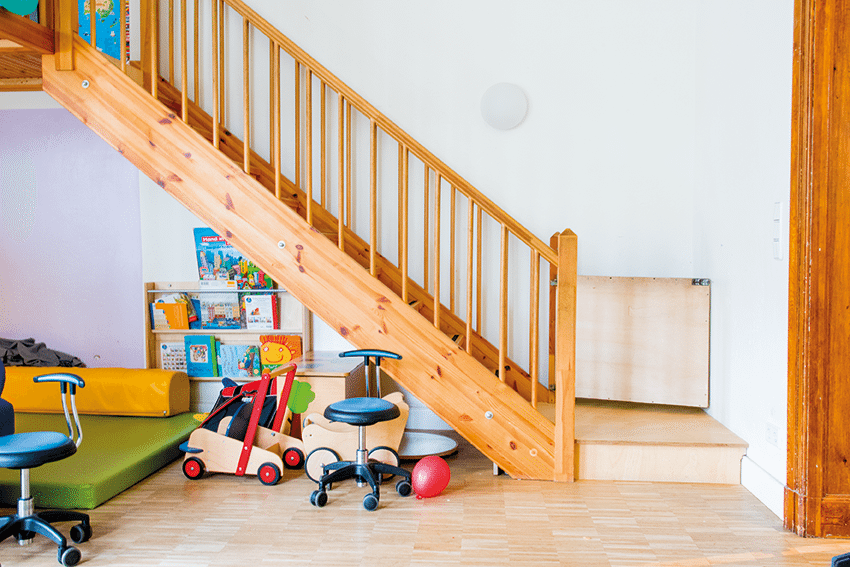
[0,109,144,368]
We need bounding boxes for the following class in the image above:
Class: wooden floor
[0,433,845,567]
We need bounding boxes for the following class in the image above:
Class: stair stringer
[42,37,557,481]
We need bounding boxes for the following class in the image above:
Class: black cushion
[0,431,77,469]
[324,397,400,426]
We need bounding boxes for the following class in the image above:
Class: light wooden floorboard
[0,433,842,567]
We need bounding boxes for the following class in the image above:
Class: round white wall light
[480,83,528,130]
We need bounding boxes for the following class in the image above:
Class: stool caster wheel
[363,492,379,511]
[59,546,81,566]
[310,490,328,507]
[70,522,92,543]
[396,479,412,497]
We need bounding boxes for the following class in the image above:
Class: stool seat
[324,397,400,426]
[0,432,77,469]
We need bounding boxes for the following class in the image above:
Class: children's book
[184,335,219,377]
[199,293,241,329]
[159,342,187,372]
[259,335,302,372]
[194,227,273,289]
[218,344,254,378]
[150,302,189,330]
[243,294,279,330]
[240,345,262,377]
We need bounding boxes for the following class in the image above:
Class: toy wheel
[363,492,379,511]
[368,446,400,482]
[182,457,205,480]
[69,523,92,544]
[305,448,341,483]
[283,447,304,469]
[59,546,81,566]
[396,479,413,497]
[257,462,282,486]
[310,490,327,507]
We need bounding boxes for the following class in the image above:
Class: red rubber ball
[411,456,451,498]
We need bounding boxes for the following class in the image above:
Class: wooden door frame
[786,0,850,537]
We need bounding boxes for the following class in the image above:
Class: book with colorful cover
[243,294,279,330]
[184,335,219,377]
[159,342,187,372]
[194,227,273,289]
[199,293,241,329]
[240,345,262,377]
[150,301,189,330]
[218,344,254,378]
[259,334,302,372]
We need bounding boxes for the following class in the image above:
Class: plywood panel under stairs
[539,399,747,484]
[576,276,711,407]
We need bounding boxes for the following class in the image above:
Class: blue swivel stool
[0,364,92,566]
[834,552,850,566]
[309,349,412,511]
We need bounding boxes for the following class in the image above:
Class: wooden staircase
[0,3,578,481]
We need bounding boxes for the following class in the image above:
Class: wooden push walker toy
[179,363,313,485]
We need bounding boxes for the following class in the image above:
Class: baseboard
[741,455,785,519]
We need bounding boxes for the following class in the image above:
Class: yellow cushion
[3,368,189,417]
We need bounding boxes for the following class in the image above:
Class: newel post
[55,0,77,70]
[552,229,577,482]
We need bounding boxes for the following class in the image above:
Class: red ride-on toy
[179,363,312,485]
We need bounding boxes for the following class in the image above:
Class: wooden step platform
[539,399,748,484]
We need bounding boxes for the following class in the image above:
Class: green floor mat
[0,412,198,510]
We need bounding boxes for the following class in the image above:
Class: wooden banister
[217,0,557,265]
[50,0,576,481]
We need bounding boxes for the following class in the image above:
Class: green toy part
[0,0,39,16]
[287,380,315,414]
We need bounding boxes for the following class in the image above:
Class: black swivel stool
[0,368,92,566]
[309,349,412,511]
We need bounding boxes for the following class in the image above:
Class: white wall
[693,0,793,516]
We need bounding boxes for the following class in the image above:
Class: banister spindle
[168,0,174,84]
[450,186,456,313]
[180,0,188,122]
[242,17,250,174]
[150,0,158,99]
[423,167,430,292]
[120,0,127,72]
[345,101,352,227]
[306,69,313,224]
[530,250,540,408]
[90,0,96,51]
[211,0,218,148]
[465,201,474,353]
[321,82,327,208]
[272,43,281,198]
[401,146,409,303]
[193,0,199,102]
[476,207,483,332]
[338,92,345,251]
[218,0,224,123]
[498,223,508,382]
[294,63,300,189]
[433,174,442,329]
[370,119,378,276]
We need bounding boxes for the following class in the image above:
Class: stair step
[538,399,748,484]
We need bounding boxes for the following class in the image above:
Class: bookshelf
[143,281,313,381]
